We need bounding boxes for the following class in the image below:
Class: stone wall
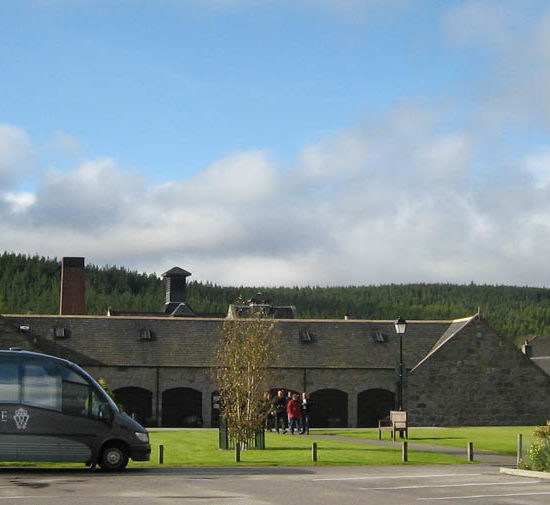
[86,365,397,427]
[406,317,550,426]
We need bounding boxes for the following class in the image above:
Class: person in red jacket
[286,394,302,435]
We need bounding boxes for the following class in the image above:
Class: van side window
[0,358,20,402]
[22,361,62,411]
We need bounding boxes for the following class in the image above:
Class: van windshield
[68,362,120,413]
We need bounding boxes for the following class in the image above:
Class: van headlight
[135,432,149,443]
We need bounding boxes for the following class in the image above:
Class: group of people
[267,390,311,435]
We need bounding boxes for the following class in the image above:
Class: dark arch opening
[114,386,153,426]
[162,387,202,427]
[310,389,348,428]
[357,388,395,427]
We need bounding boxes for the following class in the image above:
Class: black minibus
[0,349,151,470]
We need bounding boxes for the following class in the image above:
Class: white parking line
[314,473,482,481]
[0,497,62,500]
[366,480,540,490]
[418,491,550,501]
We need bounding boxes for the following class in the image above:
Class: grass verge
[1,430,467,468]
[130,430,467,467]
[315,426,535,456]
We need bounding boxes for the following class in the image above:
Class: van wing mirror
[100,403,114,424]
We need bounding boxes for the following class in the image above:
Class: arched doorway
[162,387,202,427]
[310,389,348,428]
[357,388,395,427]
[114,387,153,426]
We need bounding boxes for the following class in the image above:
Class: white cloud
[1,89,550,288]
[190,151,280,205]
[523,150,550,189]
[0,124,35,190]
[30,158,146,229]
[443,1,550,130]
[3,192,36,214]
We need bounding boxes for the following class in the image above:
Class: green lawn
[132,430,466,467]
[2,427,537,469]
[314,426,536,456]
[0,430,467,469]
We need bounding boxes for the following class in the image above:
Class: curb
[500,467,550,480]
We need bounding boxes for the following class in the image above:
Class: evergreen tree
[2,251,550,343]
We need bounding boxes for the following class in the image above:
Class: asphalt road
[2,465,550,505]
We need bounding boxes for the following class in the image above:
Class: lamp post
[394,316,407,411]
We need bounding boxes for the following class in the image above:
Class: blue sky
[1,0,457,176]
[2,0,550,287]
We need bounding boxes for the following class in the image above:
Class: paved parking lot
[1,465,550,505]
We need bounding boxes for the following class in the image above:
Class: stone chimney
[59,257,86,315]
[162,267,191,313]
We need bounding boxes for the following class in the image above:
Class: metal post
[398,333,403,410]
[402,441,408,462]
[394,317,407,412]
[235,442,241,462]
[467,442,474,462]
[517,434,522,468]
[158,444,164,464]
[312,442,318,462]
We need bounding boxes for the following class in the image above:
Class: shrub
[527,421,550,471]
[533,421,550,440]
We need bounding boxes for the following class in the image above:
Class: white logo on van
[13,408,30,430]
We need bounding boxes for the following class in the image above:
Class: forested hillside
[1,252,550,343]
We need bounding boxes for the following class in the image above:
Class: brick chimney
[59,257,86,315]
[162,267,191,313]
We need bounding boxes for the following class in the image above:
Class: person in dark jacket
[273,390,287,433]
[300,392,311,434]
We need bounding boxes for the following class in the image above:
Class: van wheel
[99,443,129,471]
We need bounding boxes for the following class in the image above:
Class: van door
[0,357,20,460]
[17,357,109,463]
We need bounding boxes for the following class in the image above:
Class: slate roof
[527,335,550,358]
[227,304,298,319]
[531,357,550,375]
[162,267,191,277]
[0,315,104,366]
[2,314,456,369]
[411,315,477,371]
[526,336,550,375]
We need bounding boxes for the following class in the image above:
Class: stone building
[1,257,549,428]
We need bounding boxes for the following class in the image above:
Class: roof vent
[372,331,387,343]
[248,292,272,305]
[139,328,154,341]
[54,327,68,339]
[299,329,314,344]
[162,267,192,313]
